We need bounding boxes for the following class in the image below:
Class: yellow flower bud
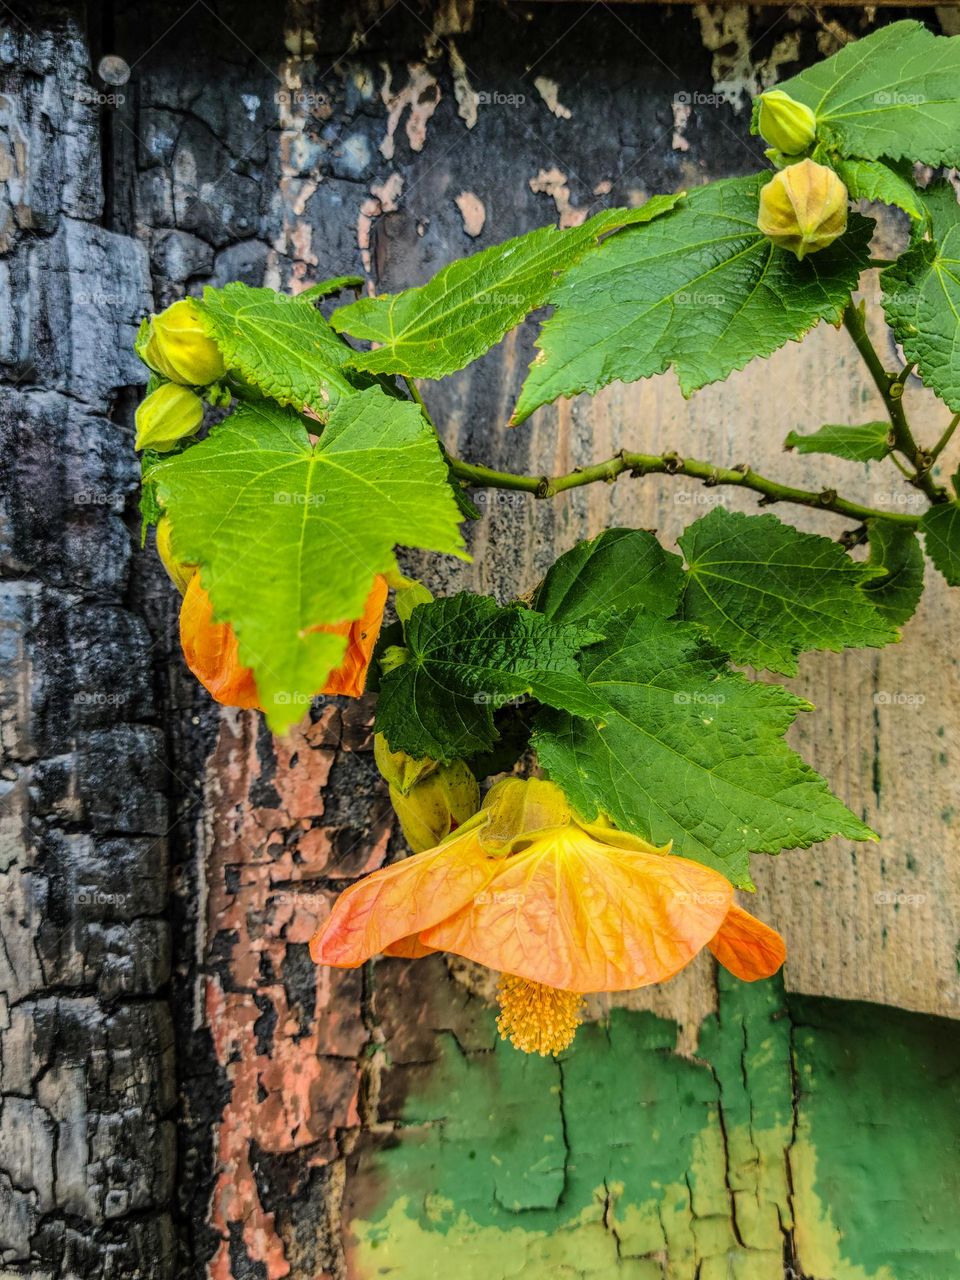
[757,160,848,261]
[374,732,437,794]
[757,89,816,156]
[479,776,572,853]
[389,759,480,853]
[142,298,225,386]
[135,383,204,452]
[155,516,196,595]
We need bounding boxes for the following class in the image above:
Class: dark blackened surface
[0,5,171,1278]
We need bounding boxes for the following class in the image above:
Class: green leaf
[149,388,466,733]
[139,461,163,545]
[864,520,925,626]
[784,420,892,463]
[920,495,960,586]
[375,593,605,763]
[916,180,960,240]
[882,218,960,412]
[512,176,873,423]
[771,21,960,167]
[298,275,364,301]
[533,610,877,887]
[196,283,360,416]
[330,198,682,379]
[532,528,683,627]
[463,702,537,780]
[678,508,898,675]
[833,158,923,221]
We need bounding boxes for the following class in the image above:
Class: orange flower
[315,575,389,699]
[179,573,260,709]
[311,779,786,1055]
[179,574,388,710]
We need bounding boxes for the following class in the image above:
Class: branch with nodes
[410,294,960,535]
[446,451,922,528]
[842,302,950,505]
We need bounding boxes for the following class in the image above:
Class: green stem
[403,374,434,425]
[843,303,946,503]
[447,452,921,527]
[928,411,960,467]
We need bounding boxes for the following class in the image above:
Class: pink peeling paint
[202,707,379,1278]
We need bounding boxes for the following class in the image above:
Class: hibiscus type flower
[311,778,786,1055]
[178,570,388,707]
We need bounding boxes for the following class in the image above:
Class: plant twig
[403,374,434,425]
[843,304,947,503]
[928,411,960,468]
[447,452,922,527]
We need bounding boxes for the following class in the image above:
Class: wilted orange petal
[319,576,389,698]
[310,828,499,968]
[180,575,261,710]
[708,903,786,981]
[421,830,734,993]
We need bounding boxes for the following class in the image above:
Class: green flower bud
[374,732,436,794]
[135,383,204,452]
[142,298,225,386]
[389,759,480,853]
[757,89,817,156]
[757,160,848,261]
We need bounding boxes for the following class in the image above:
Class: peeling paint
[529,167,586,229]
[431,0,475,37]
[379,62,441,160]
[342,972,960,1279]
[357,171,404,276]
[448,39,478,129]
[693,5,802,110]
[265,48,330,291]
[671,101,691,153]
[533,76,572,121]
[455,190,485,238]
[202,709,376,1280]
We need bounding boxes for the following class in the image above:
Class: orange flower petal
[180,575,261,710]
[708,903,786,981]
[180,575,389,712]
[382,935,438,959]
[420,830,734,993]
[319,575,388,698]
[310,827,499,968]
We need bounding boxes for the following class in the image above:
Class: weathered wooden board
[2,3,959,1278]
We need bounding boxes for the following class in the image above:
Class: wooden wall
[1,3,958,1277]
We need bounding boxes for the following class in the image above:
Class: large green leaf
[330,198,682,379]
[784,420,892,463]
[197,283,361,415]
[832,158,923,222]
[512,176,873,423]
[882,208,960,413]
[678,509,897,675]
[864,520,925,626]
[534,610,877,887]
[532,528,684,627]
[920,494,960,586]
[375,593,605,763]
[770,21,960,167]
[149,389,466,732]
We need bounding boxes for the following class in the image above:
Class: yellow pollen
[495,975,584,1056]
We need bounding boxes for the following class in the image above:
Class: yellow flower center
[495,975,584,1056]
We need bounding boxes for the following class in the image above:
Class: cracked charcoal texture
[2,4,959,1280]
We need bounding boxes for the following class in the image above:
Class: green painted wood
[343,969,960,1279]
